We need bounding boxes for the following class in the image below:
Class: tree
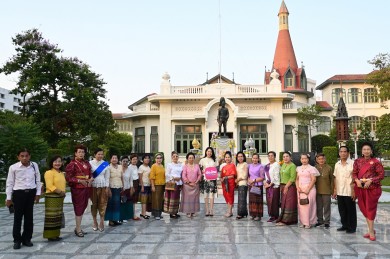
[376,113,390,159]
[0,29,115,147]
[311,134,337,153]
[367,53,390,104]
[0,120,48,173]
[323,146,338,170]
[89,132,133,160]
[296,104,323,151]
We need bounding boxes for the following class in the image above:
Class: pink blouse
[182,164,202,183]
[297,165,320,185]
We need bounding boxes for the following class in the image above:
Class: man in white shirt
[5,148,41,249]
[332,146,357,234]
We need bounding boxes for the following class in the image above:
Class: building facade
[0,87,22,113]
[316,74,389,138]
[116,1,322,162]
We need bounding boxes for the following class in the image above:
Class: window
[13,97,20,103]
[134,127,145,153]
[240,124,268,154]
[316,116,331,133]
[349,116,362,131]
[174,125,202,154]
[364,88,379,103]
[300,74,307,90]
[348,88,362,103]
[298,125,309,152]
[13,106,21,112]
[284,125,293,152]
[0,94,4,99]
[284,70,294,87]
[332,88,346,104]
[150,126,159,153]
[367,116,378,131]
[0,102,4,108]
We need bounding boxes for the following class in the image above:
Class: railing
[283,101,307,110]
[132,103,159,112]
[236,85,266,94]
[171,86,203,94]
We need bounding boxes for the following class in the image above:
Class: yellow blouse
[45,169,66,193]
[150,164,166,186]
[109,164,123,188]
[236,162,248,186]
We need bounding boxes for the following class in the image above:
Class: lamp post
[351,128,358,159]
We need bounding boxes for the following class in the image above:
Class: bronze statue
[217,97,229,137]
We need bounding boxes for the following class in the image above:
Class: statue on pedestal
[217,97,229,137]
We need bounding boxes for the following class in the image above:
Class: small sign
[204,167,218,180]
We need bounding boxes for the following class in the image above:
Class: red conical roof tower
[265,1,311,96]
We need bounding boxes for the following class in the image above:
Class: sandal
[140,214,150,219]
[74,229,84,237]
[236,216,243,220]
[133,216,141,220]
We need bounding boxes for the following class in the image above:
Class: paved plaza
[1,200,390,259]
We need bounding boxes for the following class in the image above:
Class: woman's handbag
[299,193,309,205]
[223,177,229,193]
[165,181,176,191]
[250,186,262,195]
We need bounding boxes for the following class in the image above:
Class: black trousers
[337,195,357,231]
[12,189,36,243]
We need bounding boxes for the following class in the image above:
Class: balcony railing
[283,101,307,110]
[132,103,159,112]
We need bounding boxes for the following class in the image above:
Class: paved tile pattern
[1,203,390,258]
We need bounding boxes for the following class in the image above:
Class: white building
[114,1,326,163]
[0,87,22,113]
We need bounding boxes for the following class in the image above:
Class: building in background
[316,74,389,138]
[115,1,323,162]
[0,87,22,114]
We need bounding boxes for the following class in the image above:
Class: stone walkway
[1,202,390,258]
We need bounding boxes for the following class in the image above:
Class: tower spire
[278,0,289,30]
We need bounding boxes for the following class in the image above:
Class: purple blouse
[248,163,265,186]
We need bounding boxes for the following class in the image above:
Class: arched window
[364,88,379,103]
[332,88,346,104]
[316,116,331,133]
[367,116,378,131]
[349,116,362,131]
[348,88,362,103]
[300,74,307,90]
[284,69,294,87]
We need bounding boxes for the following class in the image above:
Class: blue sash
[92,161,109,179]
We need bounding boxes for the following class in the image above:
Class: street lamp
[351,128,359,159]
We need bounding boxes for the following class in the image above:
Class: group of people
[5,142,385,250]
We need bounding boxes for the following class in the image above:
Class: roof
[279,0,289,15]
[316,101,333,111]
[200,74,236,85]
[316,74,368,90]
[128,93,157,111]
[273,30,298,78]
[112,113,126,119]
[335,97,349,120]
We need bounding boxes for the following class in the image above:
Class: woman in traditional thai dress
[138,154,152,219]
[164,151,183,219]
[180,152,202,218]
[150,153,166,220]
[105,155,123,226]
[353,142,384,241]
[199,147,219,216]
[235,151,248,219]
[65,144,93,237]
[89,148,110,232]
[43,155,66,241]
[129,154,141,220]
[220,151,237,217]
[296,154,320,229]
[119,156,134,222]
[248,153,265,221]
[264,151,280,222]
[275,151,298,226]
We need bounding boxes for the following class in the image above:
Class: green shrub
[312,134,337,153]
[323,146,338,169]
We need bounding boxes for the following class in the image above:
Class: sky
[1,1,389,113]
